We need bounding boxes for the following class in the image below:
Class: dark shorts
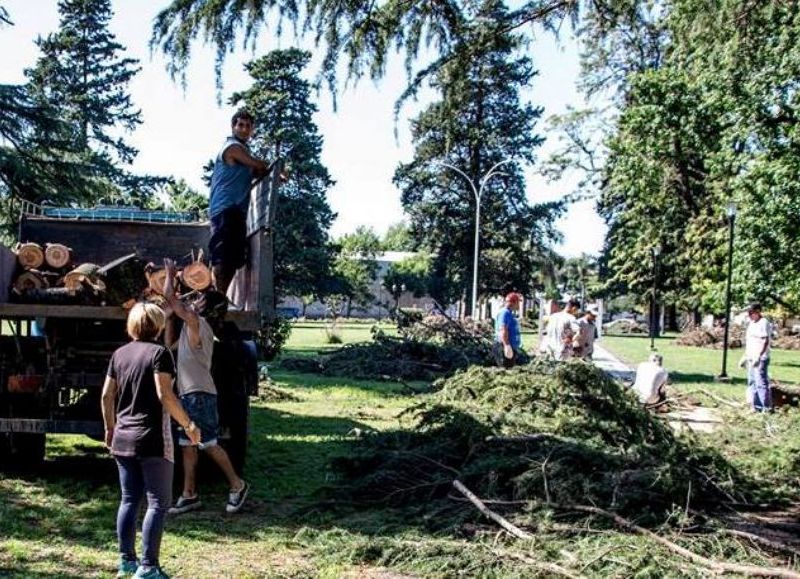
[179,392,219,448]
[209,207,247,272]
[492,342,529,368]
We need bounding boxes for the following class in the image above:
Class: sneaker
[225,480,250,513]
[134,567,170,579]
[117,558,138,578]
[168,495,202,515]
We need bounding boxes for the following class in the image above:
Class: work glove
[503,344,514,360]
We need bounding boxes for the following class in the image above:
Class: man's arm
[163,259,201,349]
[223,144,268,176]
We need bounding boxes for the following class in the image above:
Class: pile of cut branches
[334,362,748,516]
[774,329,800,351]
[676,324,744,349]
[603,318,648,335]
[280,316,494,381]
[331,361,800,576]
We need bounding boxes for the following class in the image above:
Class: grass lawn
[599,333,800,398]
[285,322,397,355]
[2,321,798,577]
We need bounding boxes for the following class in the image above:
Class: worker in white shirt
[542,299,580,361]
[742,302,773,412]
[632,353,669,405]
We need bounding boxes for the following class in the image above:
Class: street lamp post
[719,201,737,380]
[650,244,661,351]
[439,160,512,318]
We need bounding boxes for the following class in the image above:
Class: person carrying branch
[572,307,599,361]
[207,109,269,295]
[162,259,250,515]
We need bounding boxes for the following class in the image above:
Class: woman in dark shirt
[101,303,201,579]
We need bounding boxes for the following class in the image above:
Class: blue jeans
[748,358,771,411]
[115,456,173,569]
[179,392,220,448]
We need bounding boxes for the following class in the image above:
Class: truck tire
[2,433,46,469]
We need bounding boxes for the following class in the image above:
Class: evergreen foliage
[394,0,562,312]
[24,0,159,202]
[150,0,632,100]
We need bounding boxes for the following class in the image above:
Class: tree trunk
[666,304,679,332]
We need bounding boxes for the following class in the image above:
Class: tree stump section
[16,242,44,270]
[182,261,212,291]
[44,243,72,269]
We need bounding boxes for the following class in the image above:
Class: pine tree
[25,0,155,202]
[230,48,336,300]
[393,0,562,314]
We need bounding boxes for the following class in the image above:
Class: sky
[0,0,606,257]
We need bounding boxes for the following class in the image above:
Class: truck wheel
[7,433,46,468]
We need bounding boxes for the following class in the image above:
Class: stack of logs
[10,242,213,307]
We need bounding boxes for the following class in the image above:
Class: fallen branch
[489,547,584,579]
[721,529,800,560]
[683,388,746,409]
[553,504,800,578]
[452,480,532,540]
[485,432,580,445]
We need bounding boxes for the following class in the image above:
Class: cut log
[44,243,72,269]
[13,270,48,293]
[63,263,104,292]
[15,286,99,305]
[181,261,212,291]
[15,242,44,269]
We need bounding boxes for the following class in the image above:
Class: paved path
[593,340,722,433]
[592,341,635,383]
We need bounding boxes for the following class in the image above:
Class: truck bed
[1,215,263,330]
[0,303,259,330]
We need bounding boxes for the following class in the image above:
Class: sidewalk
[593,340,722,433]
[592,341,635,383]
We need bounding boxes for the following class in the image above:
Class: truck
[0,167,284,471]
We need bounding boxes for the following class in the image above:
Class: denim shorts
[179,392,219,448]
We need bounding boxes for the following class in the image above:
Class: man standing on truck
[162,259,250,515]
[208,109,269,295]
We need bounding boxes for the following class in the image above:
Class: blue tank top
[208,137,254,218]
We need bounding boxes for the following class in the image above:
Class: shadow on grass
[269,369,431,397]
[670,371,747,386]
[0,402,431,577]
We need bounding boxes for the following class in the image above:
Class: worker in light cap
[493,292,523,368]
